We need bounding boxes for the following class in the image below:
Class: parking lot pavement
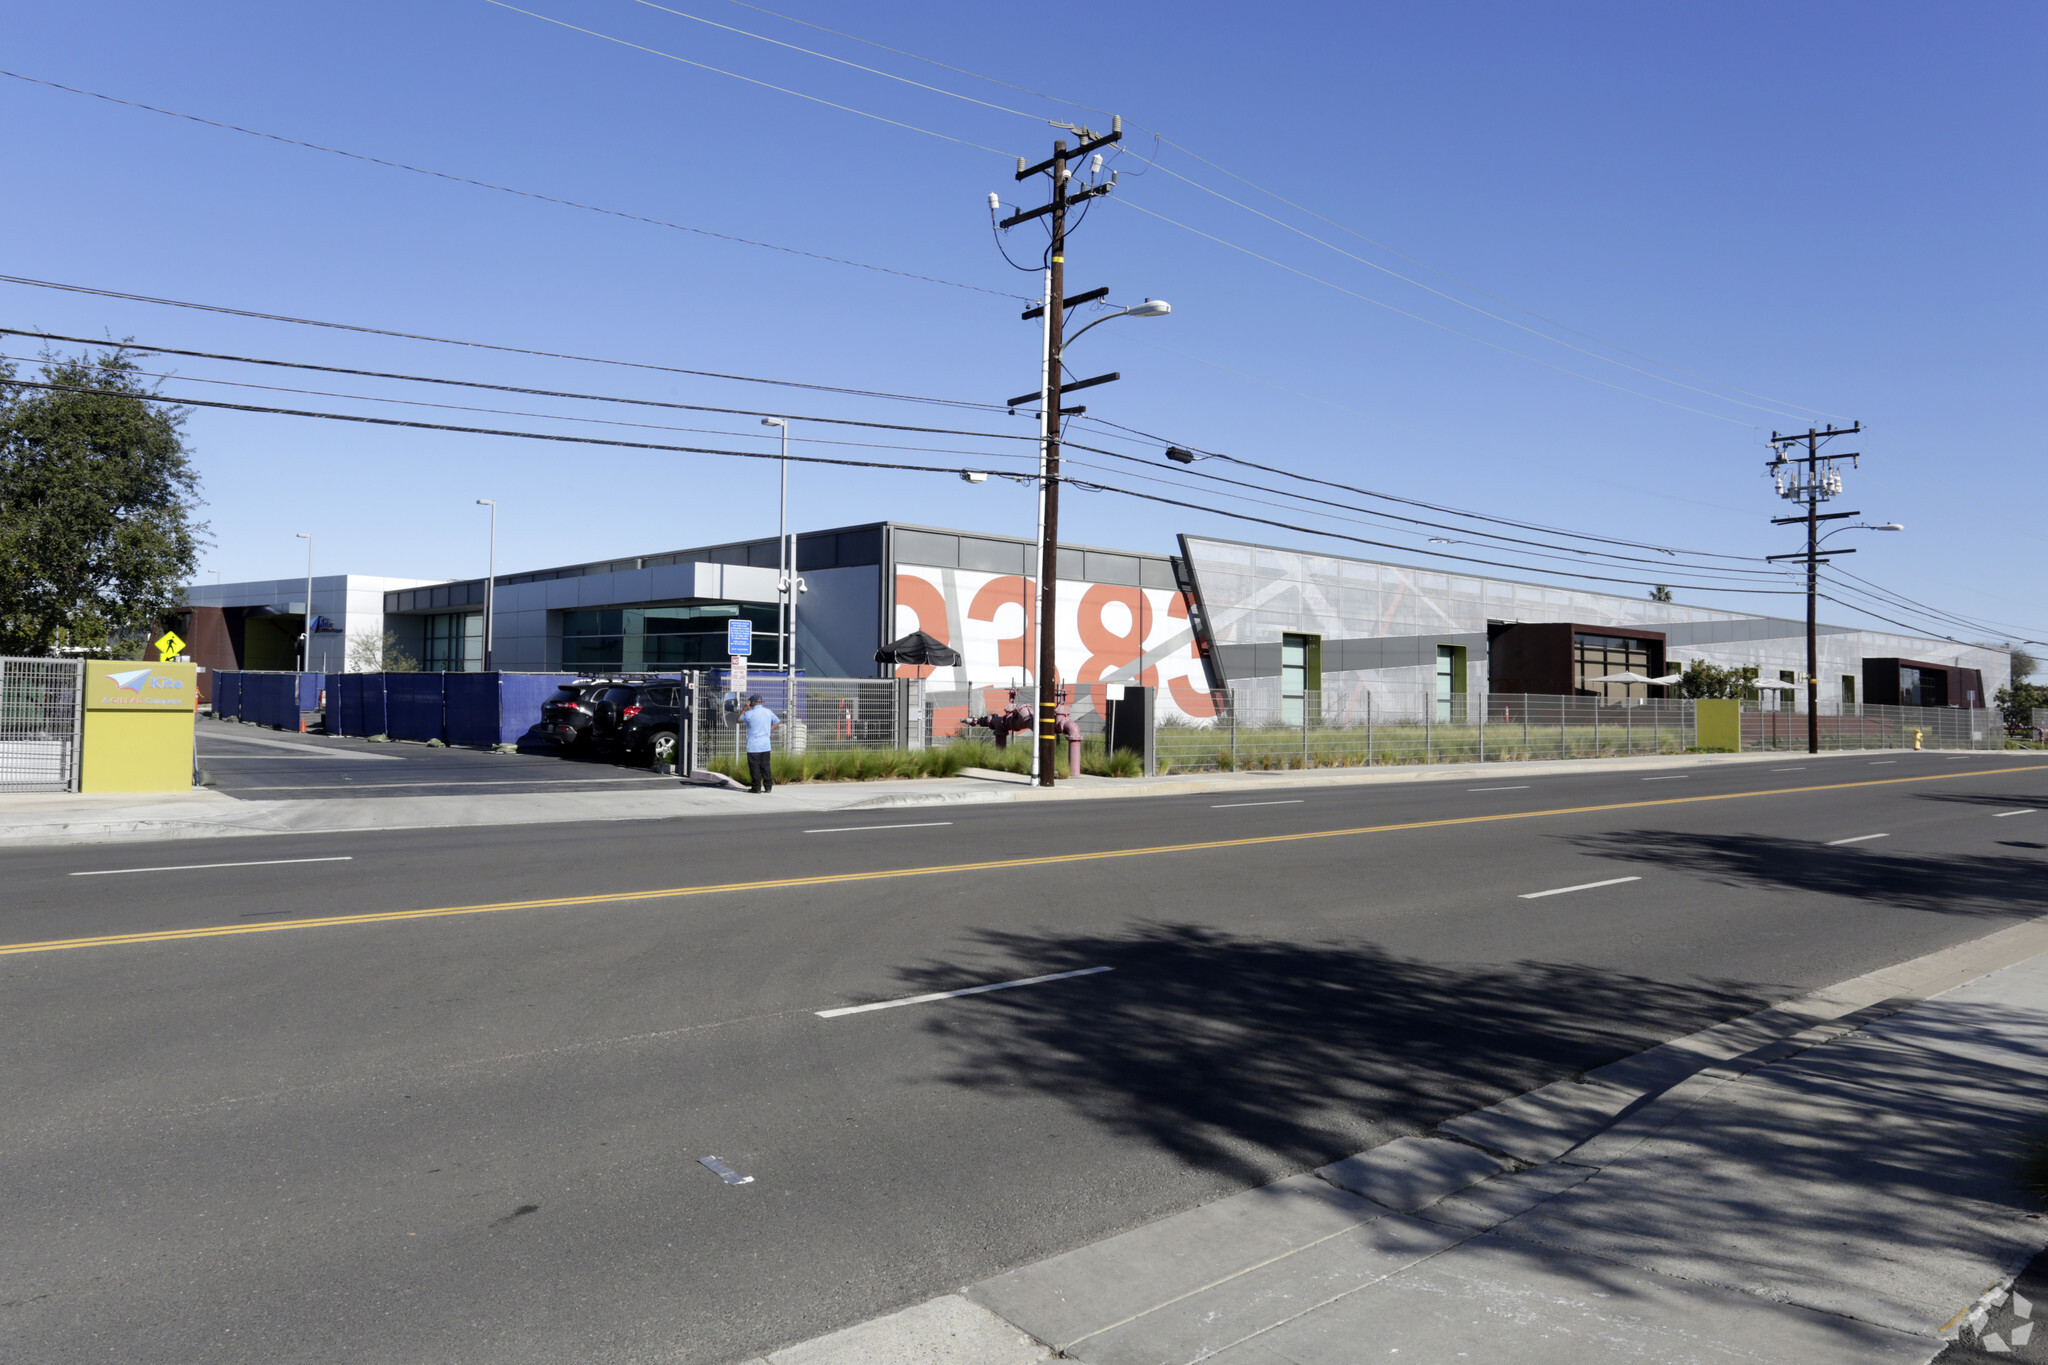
[195,720,674,801]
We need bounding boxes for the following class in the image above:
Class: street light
[1026,294,1171,786]
[295,532,314,672]
[761,417,793,677]
[476,499,497,672]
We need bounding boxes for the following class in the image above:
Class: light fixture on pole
[295,532,314,672]
[761,417,792,677]
[1016,290,1171,786]
[476,499,497,672]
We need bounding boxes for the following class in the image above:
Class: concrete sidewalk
[0,746,1948,848]
[755,917,2048,1365]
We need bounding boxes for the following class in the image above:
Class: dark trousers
[747,750,773,792]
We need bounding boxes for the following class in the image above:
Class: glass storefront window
[423,612,483,672]
[1574,633,1654,698]
[555,601,777,673]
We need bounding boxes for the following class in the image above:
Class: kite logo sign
[86,661,195,709]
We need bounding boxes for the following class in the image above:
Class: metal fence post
[1425,691,1433,765]
[1478,691,1486,763]
[1365,692,1373,766]
[1229,690,1238,771]
[1301,689,1309,768]
[1594,702,1601,756]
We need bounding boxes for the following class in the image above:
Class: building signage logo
[86,661,195,710]
[726,619,753,657]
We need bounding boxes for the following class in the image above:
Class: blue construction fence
[207,670,322,729]
[211,671,574,747]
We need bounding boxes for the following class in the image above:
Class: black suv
[615,680,690,767]
[536,677,656,753]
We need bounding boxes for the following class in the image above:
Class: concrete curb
[748,914,2048,1364]
[1,745,2008,849]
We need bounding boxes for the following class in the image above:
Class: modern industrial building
[177,523,2010,721]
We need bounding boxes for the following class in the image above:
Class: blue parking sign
[726,619,753,657]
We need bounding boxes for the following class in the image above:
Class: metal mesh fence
[692,675,916,767]
[1741,700,2005,751]
[1157,691,1698,773]
[0,657,84,792]
[680,675,2012,775]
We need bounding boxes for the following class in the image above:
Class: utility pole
[999,119,1122,785]
[1765,424,1861,755]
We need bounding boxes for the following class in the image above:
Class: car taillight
[621,704,642,720]
[558,701,582,711]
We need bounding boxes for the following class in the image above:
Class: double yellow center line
[9,764,2041,958]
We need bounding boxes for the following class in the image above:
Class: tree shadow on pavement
[1913,790,2048,812]
[1569,830,2048,917]
[1473,998,2048,1333]
[895,923,1769,1184]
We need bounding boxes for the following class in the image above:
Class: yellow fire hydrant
[1913,729,1923,750]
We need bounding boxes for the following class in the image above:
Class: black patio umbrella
[874,630,962,667]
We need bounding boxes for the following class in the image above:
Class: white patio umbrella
[1593,671,1658,685]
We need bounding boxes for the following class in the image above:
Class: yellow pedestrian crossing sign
[154,630,186,661]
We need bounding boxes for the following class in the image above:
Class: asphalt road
[194,716,669,799]
[5,751,2046,1363]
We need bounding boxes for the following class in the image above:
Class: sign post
[727,618,752,697]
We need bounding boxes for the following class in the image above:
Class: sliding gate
[0,657,85,792]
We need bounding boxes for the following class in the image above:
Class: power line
[0,275,1014,409]
[1820,566,2044,642]
[1056,437,1796,583]
[0,281,1941,606]
[1058,448,1799,588]
[1120,137,1851,424]
[1110,197,1760,428]
[701,1,1844,421]
[0,352,1036,461]
[0,327,1040,441]
[1128,161,1817,423]
[0,70,1021,301]
[4,321,1789,585]
[4,378,998,477]
[717,0,1117,119]
[1057,471,1802,597]
[478,0,1018,156]
[624,0,1041,120]
[7,375,1799,597]
[1070,412,1767,563]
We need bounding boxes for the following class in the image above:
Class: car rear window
[602,687,639,705]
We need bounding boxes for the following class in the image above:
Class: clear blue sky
[5,1,2041,650]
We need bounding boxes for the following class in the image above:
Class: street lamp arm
[1061,299,1171,350]
[1817,522,1904,546]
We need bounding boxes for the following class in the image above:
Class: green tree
[1994,683,2048,733]
[346,629,419,673]
[1671,658,1759,700]
[0,349,206,656]
[2009,644,2038,683]
[1648,585,1674,603]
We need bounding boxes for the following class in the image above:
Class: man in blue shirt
[740,693,780,793]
